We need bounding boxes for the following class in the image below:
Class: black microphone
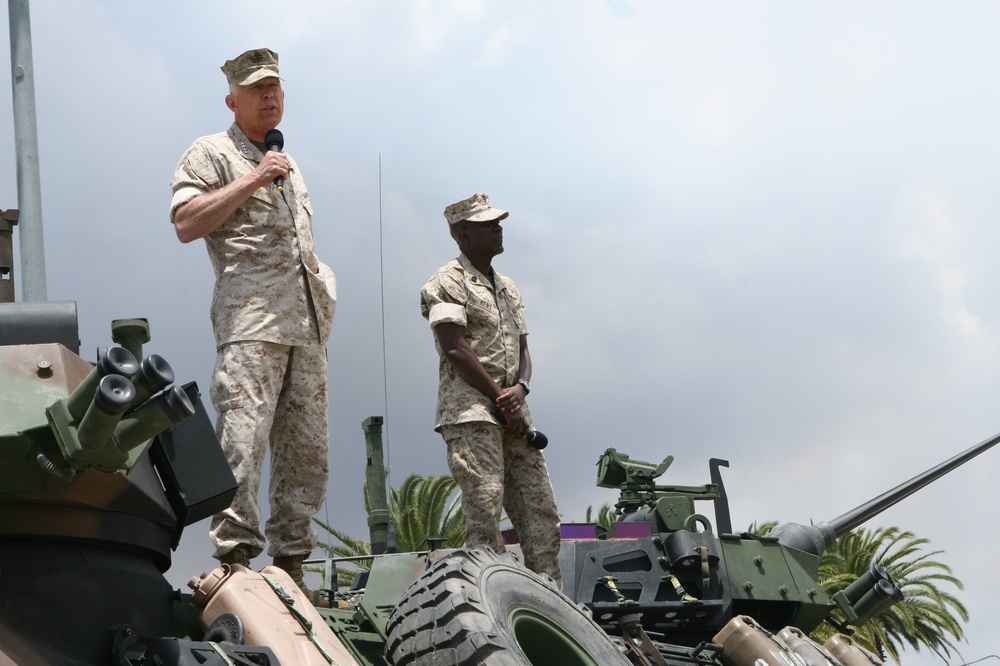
[491,408,548,450]
[526,430,548,450]
[264,128,284,192]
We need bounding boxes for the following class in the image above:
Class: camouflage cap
[221,48,282,86]
[443,193,509,225]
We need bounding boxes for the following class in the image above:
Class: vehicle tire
[385,547,631,666]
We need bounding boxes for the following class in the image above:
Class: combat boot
[218,545,250,568]
[273,554,330,608]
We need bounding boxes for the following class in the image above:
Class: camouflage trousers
[209,341,330,560]
[441,421,562,585]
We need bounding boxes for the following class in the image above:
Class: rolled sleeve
[169,186,203,222]
[420,267,469,327]
[427,302,467,328]
[169,143,221,223]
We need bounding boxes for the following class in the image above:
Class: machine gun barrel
[827,429,1000,537]
[770,429,1000,557]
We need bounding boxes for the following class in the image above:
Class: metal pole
[0,209,17,302]
[9,0,46,301]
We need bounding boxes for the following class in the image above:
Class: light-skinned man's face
[226,77,284,142]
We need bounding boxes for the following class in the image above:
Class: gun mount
[597,448,731,534]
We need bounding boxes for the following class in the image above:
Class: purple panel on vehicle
[560,523,598,540]
[609,522,653,539]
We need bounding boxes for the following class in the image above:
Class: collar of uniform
[227,122,263,161]
[457,253,503,292]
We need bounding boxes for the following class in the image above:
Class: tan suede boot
[217,545,250,568]
[273,555,330,608]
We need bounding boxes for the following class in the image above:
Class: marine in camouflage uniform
[420,193,562,584]
[169,49,336,572]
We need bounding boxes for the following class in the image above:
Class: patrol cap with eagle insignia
[221,48,283,87]
[443,193,509,225]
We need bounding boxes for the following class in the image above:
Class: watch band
[516,378,530,395]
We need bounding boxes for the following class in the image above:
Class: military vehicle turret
[0,301,240,664]
[552,442,997,663]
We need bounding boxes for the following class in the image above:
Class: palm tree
[583,503,616,531]
[311,520,374,588]
[314,474,465,587]
[388,474,466,552]
[746,522,967,663]
[812,526,967,663]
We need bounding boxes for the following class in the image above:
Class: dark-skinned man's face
[458,218,504,257]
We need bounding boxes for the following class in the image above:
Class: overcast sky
[4,1,1000,663]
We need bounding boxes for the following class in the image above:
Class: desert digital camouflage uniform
[170,122,336,560]
[421,253,562,583]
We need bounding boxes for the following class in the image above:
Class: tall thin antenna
[378,154,391,485]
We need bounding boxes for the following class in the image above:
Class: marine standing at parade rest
[168,48,337,602]
[420,193,562,584]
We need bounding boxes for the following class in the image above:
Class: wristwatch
[516,378,530,395]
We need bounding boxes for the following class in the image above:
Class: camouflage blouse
[169,123,336,348]
[420,254,531,431]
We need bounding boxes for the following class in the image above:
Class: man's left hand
[496,384,527,415]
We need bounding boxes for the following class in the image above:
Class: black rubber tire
[385,547,631,666]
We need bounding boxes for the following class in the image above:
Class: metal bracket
[619,613,669,666]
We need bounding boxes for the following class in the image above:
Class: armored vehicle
[1,286,996,664]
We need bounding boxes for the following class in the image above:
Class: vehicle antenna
[378,153,391,485]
